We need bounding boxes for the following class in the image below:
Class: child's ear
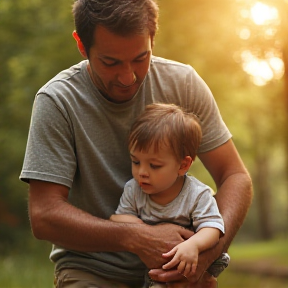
[72,30,87,58]
[178,156,193,176]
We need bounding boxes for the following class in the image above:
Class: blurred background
[0,0,287,287]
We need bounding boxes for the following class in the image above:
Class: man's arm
[28,179,193,268]
[200,139,253,253]
[149,139,253,283]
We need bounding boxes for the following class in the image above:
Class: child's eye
[150,164,161,169]
[132,161,140,165]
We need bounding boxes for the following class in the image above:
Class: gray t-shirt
[116,176,225,234]
[20,56,231,284]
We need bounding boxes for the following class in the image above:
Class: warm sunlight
[241,50,284,86]
[238,1,284,86]
[250,2,279,25]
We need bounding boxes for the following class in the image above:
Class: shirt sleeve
[186,68,232,153]
[192,187,225,234]
[115,181,138,217]
[20,93,76,187]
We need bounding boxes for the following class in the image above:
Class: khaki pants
[54,269,139,288]
[149,272,218,288]
[54,269,218,288]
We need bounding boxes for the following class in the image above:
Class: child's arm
[110,214,144,224]
[162,227,220,278]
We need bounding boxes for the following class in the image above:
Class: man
[20,0,252,287]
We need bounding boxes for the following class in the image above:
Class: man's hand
[148,270,218,288]
[165,272,218,288]
[148,237,224,283]
[131,223,194,269]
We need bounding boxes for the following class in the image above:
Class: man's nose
[118,64,136,87]
[118,72,136,87]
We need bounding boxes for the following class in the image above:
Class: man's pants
[54,269,218,288]
[54,269,136,288]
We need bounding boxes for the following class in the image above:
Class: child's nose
[139,166,149,178]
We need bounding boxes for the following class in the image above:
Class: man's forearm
[31,197,140,253]
[215,170,253,252]
[29,180,141,253]
[29,180,193,269]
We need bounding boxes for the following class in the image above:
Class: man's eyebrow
[99,51,149,62]
[134,51,149,59]
[99,55,119,62]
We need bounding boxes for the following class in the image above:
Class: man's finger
[149,268,184,282]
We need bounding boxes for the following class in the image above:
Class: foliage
[0,0,287,249]
[0,235,54,288]
[0,0,81,249]
[219,270,288,288]
[218,238,288,287]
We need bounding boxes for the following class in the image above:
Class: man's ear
[178,156,193,176]
[72,30,87,58]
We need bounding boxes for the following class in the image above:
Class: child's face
[130,144,186,204]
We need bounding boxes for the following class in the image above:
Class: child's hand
[162,240,198,278]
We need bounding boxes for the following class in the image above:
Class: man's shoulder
[151,55,193,73]
[39,60,86,94]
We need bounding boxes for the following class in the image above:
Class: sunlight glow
[241,50,284,86]
[250,2,279,25]
[239,28,251,40]
[238,1,283,86]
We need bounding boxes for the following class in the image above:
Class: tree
[0,0,81,250]
[235,0,288,237]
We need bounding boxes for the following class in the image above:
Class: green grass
[218,238,288,288]
[0,240,54,288]
[229,238,288,265]
[1,238,287,288]
[219,270,288,288]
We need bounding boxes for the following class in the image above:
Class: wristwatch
[206,253,230,277]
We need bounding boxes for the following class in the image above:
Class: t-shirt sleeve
[19,93,76,188]
[192,187,225,234]
[115,181,138,216]
[186,68,232,153]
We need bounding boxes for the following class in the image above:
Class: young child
[110,103,229,287]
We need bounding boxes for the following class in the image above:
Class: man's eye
[134,55,148,63]
[134,57,146,63]
[101,59,118,67]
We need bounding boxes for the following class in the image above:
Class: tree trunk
[254,151,274,239]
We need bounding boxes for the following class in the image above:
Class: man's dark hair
[72,0,159,57]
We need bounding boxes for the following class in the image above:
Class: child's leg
[206,252,230,278]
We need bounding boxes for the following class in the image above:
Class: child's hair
[128,103,202,161]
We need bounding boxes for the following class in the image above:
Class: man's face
[87,26,152,103]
